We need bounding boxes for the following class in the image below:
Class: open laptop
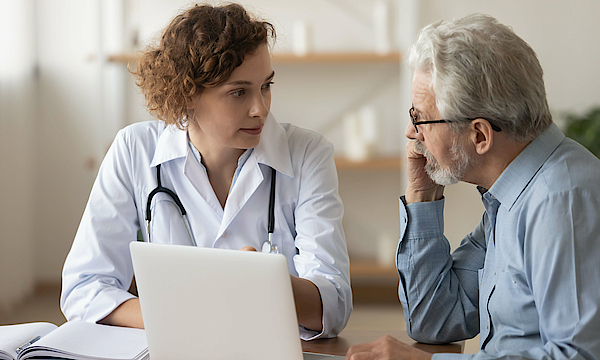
[130,242,344,360]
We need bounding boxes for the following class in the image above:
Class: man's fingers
[240,246,257,251]
[346,342,376,357]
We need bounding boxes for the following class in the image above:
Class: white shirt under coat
[60,114,352,340]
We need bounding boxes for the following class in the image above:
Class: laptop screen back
[130,242,304,360]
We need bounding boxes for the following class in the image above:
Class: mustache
[414,140,435,163]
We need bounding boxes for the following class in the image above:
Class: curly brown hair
[133,3,275,128]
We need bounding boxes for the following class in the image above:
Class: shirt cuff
[399,196,445,240]
[433,353,473,360]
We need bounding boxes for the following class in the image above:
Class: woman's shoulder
[117,121,165,144]
[278,122,333,154]
[108,121,170,164]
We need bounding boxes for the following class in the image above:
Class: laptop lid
[130,242,304,360]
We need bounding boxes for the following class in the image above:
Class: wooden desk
[302,329,463,356]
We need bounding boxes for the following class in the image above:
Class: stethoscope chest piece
[262,235,279,254]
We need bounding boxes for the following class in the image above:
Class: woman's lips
[240,126,263,135]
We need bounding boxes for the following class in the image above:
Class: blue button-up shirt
[397,123,600,359]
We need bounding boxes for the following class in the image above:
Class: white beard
[414,137,479,186]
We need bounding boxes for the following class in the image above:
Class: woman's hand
[240,246,258,251]
[238,245,323,331]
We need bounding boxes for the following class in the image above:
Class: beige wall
[0,0,37,310]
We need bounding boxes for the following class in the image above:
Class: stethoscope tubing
[145,164,276,252]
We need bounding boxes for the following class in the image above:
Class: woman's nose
[250,94,269,119]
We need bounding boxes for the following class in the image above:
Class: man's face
[406,71,480,186]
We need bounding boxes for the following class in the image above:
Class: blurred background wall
[1,0,599,310]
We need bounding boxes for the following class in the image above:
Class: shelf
[107,53,138,64]
[272,52,402,64]
[106,51,402,65]
[335,156,402,170]
[350,260,398,280]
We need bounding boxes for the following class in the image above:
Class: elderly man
[346,14,600,360]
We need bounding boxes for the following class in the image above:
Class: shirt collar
[149,114,294,178]
[487,123,565,210]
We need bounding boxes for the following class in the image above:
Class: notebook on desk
[130,242,344,360]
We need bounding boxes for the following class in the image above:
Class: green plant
[563,107,600,158]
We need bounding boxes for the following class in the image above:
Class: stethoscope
[145,164,279,253]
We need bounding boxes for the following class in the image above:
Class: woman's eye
[262,82,274,91]
[231,89,245,97]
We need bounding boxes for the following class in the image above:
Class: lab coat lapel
[217,155,263,239]
[151,124,224,218]
[184,154,224,218]
[216,114,294,239]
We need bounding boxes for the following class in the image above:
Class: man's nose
[405,121,419,140]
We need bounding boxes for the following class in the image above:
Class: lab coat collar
[150,122,188,167]
[149,114,294,178]
[253,113,294,178]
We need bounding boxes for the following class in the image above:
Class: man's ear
[470,119,494,155]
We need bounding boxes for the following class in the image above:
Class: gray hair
[407,14,552,142]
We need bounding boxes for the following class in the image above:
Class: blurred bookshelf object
[107,52,402,65]
[350,260,399,304]
[335,156,401,170]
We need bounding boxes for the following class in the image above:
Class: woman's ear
[186,94,198,110]
[185,93,201,125]
[470,119,494,155]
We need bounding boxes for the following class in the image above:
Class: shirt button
[222,230,229,238]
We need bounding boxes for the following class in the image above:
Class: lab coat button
[222,230,229,238]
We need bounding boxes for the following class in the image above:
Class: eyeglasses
[409,106,502,133]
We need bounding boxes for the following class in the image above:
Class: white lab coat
[60,114,352,340]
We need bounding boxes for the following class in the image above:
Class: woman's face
[188,44,274,154]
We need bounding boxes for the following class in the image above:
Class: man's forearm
[398,199,481,343]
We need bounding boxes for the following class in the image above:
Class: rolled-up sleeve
[293,135,352,340]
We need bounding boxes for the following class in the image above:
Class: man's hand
[405,140,444,203]
[345,335,433,360]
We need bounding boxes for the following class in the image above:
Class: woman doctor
[60,3,352,340]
